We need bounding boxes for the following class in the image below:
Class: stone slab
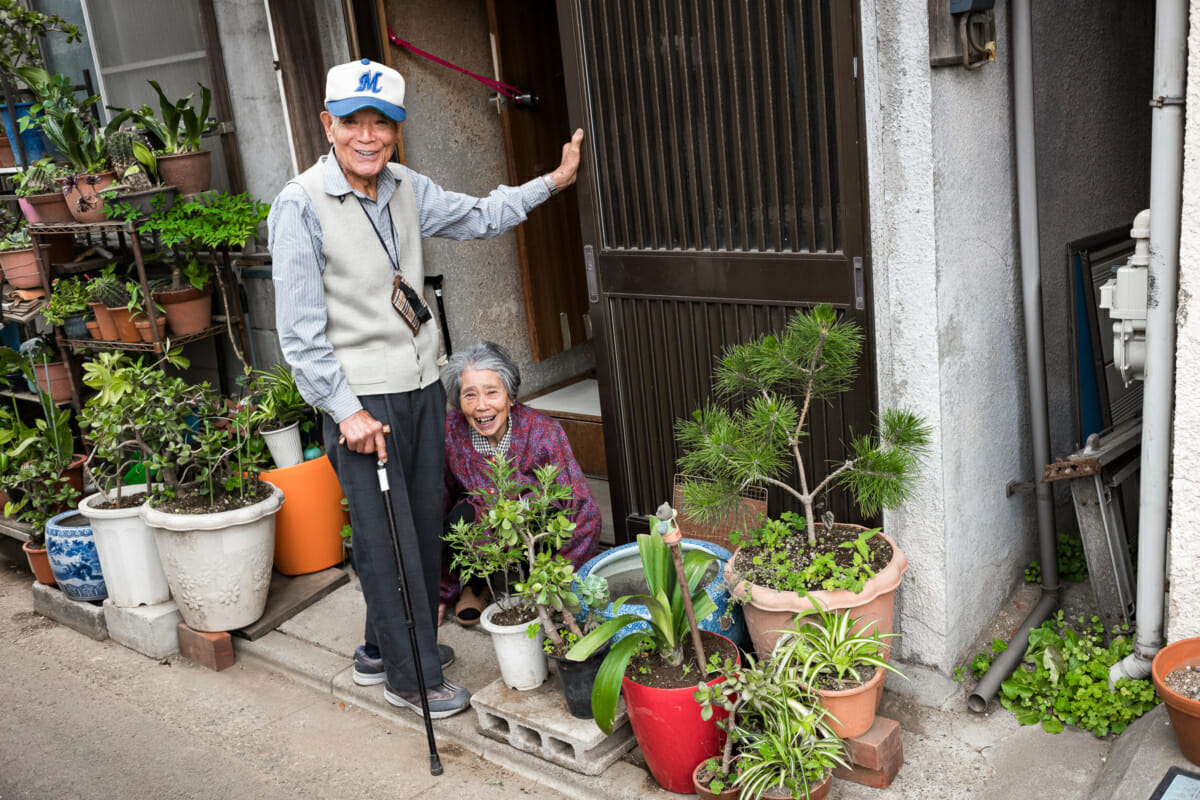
[32,581,108,640]
[103,599,183,659]
[234,567,349,641]
[470,675,636,776]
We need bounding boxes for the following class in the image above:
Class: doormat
[1150,766,1200,800]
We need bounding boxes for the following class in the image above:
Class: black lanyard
[356,196,399,273]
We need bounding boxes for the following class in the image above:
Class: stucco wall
[383,0,594,395]
[1032,2,1154,467]
[862,1,1031,673]
[1169,0,1200,642]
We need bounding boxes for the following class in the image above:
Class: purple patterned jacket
[441,402,601,602]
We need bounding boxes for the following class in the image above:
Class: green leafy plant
[0,1,80,73]
[446,457,609,651]
[954,638,1008,683]
[88,270,130,308]
[771,597,906,691]
[246,364,312,433]
[997,612,1159,736]
[1026,527,1089,584]
[676,304,931,598]
[40,275,91,326]
[78,350,269,510]
[729,511,886,594]
[565,529,719,734]
[735,699,848,800]
[120,81,215,154]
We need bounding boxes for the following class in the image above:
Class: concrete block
[103,599,183,659]
[471,676,637,776]
[177,623,235,672]
[833,715,903,788]
[32,582,108,641]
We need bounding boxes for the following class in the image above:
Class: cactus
[89,275,130,308]
[107,130,152,192]
[23,161,63,194]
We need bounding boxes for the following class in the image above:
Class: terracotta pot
[1152,637,1200,766]
[20,191,74,224]
[154,284,213,336]
[134,315,167,343]
[157,150,212,196]
[0,134,13,168]
[816,661,886,739]
[22,540,56,585]
[31,360,72,405]
[727,525,908,656]
[0,247,41,289]
[107,306,143,343]
[260,455,349,576]
[60,171,117,224]
[40,233,75,265]
[89,302,119,340]
[623,631,737,793]
[693,760,741,800]
[85,319,101,339]
[760,773,831,800]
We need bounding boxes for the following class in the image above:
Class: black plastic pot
[548,642,610,719]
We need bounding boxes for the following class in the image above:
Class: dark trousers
[325,383,446,692]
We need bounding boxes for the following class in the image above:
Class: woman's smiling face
[459,368,512,446]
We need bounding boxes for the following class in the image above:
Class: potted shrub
[15,157,73,223]
[0,210,39,289]
[81,350,280,631]
[40,275,91,339]
[122,81,217,195]
[247,364,311,469]
[565,527,737,793]
[100,128,176,219]
[771,599,906,739]
[0,2,80,163]
[446,457,605,693]
[677,304,931,655]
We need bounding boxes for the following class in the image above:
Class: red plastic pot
[622,631,737,793]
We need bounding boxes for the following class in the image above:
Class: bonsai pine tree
[676,304,931,546]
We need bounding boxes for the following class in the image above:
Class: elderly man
[269,58,583,718]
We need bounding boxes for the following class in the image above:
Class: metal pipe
[1110,0,1187,684]
[969,0,1060,712]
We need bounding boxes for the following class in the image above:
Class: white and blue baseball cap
[325,58,406,122]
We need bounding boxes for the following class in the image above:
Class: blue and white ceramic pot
[45,510,107,602]
[576,538,745,648]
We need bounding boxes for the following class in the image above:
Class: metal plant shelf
[63,325,226,353]
[28,220,135,235]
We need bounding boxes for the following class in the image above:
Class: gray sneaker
[384,679,471,719]
[352,644,455,686]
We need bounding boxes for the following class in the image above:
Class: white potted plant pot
[141,483,284,632]
[261,421,304,470]
[479,602,548,690]
[79,483,171,608]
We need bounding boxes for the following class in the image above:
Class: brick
[177,623,235,671]
[833,715,903,788]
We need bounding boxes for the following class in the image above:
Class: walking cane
[350,425,442,776]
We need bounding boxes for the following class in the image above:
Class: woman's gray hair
[442,341,521,405]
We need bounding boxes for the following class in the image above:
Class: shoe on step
[352,643,455,686]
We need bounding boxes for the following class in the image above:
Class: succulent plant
[107,130,152,192]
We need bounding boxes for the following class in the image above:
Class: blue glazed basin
[576,538,745,648]
[45,510,107,602]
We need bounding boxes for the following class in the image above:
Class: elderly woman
[440,341,601,625]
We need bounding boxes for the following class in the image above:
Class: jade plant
[0,1,80,74]
[445,456,608,652]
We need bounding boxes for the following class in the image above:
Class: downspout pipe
[969,0,1061,713]
[1110,0,1187,684]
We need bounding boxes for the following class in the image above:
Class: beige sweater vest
[293,161,440,396]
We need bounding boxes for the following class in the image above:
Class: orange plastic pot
[623,631,737,793]
[1152,637,1200,766]
[261,455,348,575]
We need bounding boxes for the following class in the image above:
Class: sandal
[455,584,490,626]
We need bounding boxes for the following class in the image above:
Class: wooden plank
[0,515,32,543]
[233,566,349,641]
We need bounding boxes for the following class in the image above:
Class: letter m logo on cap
[356,71,382,94]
